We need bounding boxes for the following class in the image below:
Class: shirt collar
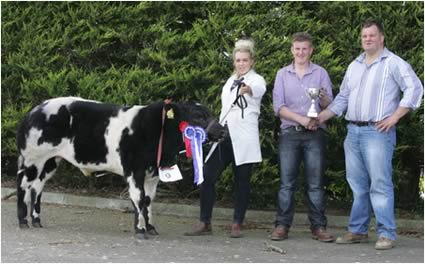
[356,47,391,64]
[287,62,317,75]
[233,69,255,80]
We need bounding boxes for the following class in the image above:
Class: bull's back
[17,97,83,152]
[18,97,120,161]
[17,97,147,176]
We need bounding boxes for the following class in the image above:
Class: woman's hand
[239,84,253,96]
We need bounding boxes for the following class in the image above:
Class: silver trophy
[306,88,320,118]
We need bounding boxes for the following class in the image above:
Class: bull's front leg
[144,168,160,236]
[127,173,151,240]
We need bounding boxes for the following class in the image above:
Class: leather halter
[156,100,172,168]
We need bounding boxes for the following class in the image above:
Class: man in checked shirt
[318,19,423,250]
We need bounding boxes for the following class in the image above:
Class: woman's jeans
[200,137,253,225]
[275,127,328,230]
[344,124,397,240]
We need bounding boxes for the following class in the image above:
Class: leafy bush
[2,1,423,211]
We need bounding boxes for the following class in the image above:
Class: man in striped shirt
[318,19,423,250]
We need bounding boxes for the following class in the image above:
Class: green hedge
[2,1,423,210]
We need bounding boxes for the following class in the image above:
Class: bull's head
[177,101,227,142]
[159,101,227,168]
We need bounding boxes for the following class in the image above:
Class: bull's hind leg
[144,170,160,236]
[17,166,30,229]
[30,157,61,227]
[17,156,60,228]
[17,155,35,229]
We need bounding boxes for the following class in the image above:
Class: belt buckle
[295,125,303,132]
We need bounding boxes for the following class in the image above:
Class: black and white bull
[16,96,225,239]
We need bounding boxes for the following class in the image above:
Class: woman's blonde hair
[232,38,255,59]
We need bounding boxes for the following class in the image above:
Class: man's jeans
[344,124,397,240]
[275,127,328,230]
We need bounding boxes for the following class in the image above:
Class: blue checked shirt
[328,48,423,121]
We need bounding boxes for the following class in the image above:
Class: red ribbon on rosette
[179,121,192,158]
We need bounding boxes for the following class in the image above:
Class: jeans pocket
[372,126,396,147]
[278,129,290,137]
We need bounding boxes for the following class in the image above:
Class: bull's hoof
[19,223,30,229]
[32,222,43,228]
[147,228,159,236]
[135,232,149,240]
[147,224,159,236]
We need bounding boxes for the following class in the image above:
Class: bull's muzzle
[205,120,227,142]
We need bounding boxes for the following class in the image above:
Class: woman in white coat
[184,39,266,238]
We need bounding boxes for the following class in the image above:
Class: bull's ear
[163,101,173,111]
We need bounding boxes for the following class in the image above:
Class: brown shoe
[336,232,369,244]
[183,222,212,236]
[270,226,289,241]
[375,237,395,250]
[230,223,243,238]
[312,227,335,242]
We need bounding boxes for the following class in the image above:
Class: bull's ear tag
[166,109,174,119]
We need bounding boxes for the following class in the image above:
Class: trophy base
[307,112,318,118]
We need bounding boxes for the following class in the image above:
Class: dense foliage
[2,1,423,211]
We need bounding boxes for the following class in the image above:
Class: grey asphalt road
[1,200,423,263]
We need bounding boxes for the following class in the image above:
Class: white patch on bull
[23,186,31,204]
[102,106,146,175]
[69,115,73,127]
[144,169,159,224]
[32,211,39,219]
[17,155,23,168]
[138,212,146,231]
[30,179,45,218]
[127,176,141,210]
[19,174,32,197]
[17,168,25,176]
[41,97,96,121]
[20,175,29,188]
[29,105,40,114]
[20,176,31,205]
[31,179,43,196]
[20,128,61,171]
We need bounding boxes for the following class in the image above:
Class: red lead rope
[157,99,191,168]
[179,121,191,158]
[156,106,166,168]
[157,99,172,168]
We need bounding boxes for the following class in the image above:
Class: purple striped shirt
[273,62,334,129]
[329,48,423,121]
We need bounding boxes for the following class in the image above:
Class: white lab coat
[206,69,266,166]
